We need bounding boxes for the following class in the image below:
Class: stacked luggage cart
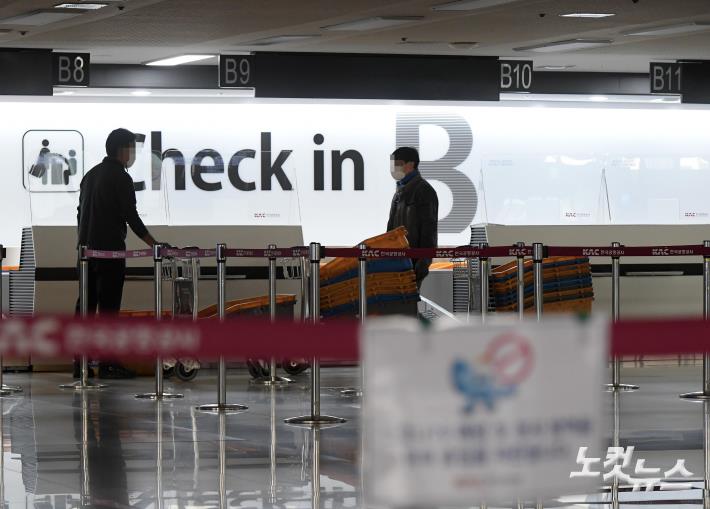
[319,227,419,318]
[456,226,594,315]
[490,256,594,314]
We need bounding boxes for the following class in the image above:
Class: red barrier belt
[85,249,153,259]
[84,245,710,261]
[0,316,359,360]
[611,319,710,357]
[224,247,309,258]
[323,246,532,259]
[1,315,708,360]
[547,245,709,258]
[163,248,216,259]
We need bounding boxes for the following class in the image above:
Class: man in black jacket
[76,128,158,378]
[387,147,438,289]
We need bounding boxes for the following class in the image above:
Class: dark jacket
[77,157,148,250]
[387,172,438,285]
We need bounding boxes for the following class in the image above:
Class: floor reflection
[2,366,710,507]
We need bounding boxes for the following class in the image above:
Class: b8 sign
[52,52,90,87]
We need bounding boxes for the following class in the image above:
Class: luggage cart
[162,251,201,381]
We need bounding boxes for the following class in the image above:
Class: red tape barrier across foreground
[0,315,708,360]
[85,245,710,260]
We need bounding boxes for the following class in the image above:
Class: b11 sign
[363,317,607,506]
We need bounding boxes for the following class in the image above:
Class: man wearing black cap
[387,147,438,289]
[76,128,158,378]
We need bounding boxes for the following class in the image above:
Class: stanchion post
[286,242,346,427]
[60,245,105,391]
[197,244,247,412]
[606,241,638,392]
[532,243,544,322]
[342,244,367,397]
[253,244,291,386]
[136,244,182,400]
[479,242,490,322]
[516,242,526,320]
[681,240,710,400]
[0,244,13,396]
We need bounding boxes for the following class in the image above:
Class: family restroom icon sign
[22,130,85,193]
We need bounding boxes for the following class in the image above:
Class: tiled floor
[0,365,710,508]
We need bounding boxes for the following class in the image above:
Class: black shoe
[98,364,136,379]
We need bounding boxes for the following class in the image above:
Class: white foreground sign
[363,317,608,506]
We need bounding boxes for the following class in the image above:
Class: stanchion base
[195,403,248,414]
[679,391,710,401]
[59,380,108,390]
[340,388,362,397]
[1,384,22,393]
[604,383,639,392]
[284,414,347,428]
[251,375,293,386]
[135,392,183,400]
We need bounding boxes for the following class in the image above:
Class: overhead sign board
[52,52,90,87]
[218,54,255,88]
[650,62,682,95]
[499,60,534,93]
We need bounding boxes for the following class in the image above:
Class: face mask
[390,161,406,181]
[125,147,136,169]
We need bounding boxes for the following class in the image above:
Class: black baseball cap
[105,128,138,157]
[391,146,420,168]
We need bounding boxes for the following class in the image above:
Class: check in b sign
[362,317,607,506]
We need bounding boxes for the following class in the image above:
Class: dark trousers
[74,260,126,370]
[75,259,126,315]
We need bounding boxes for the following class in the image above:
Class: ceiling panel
[0,0,708,71]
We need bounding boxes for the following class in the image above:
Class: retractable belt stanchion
[60,245,106,391]
[342,243,367,397]
[606,242,639,392]
[479,242,489,322]
[532,242,544,509]
[516,242,526,321]
[136,244,182,400]
[681,240,710,400]
[285,242,346,427]
[532,243,544,322]
[197,244,247,413]
[253,244,291,386]
[0,244,20,396]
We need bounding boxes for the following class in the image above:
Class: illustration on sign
[452,332,534,413]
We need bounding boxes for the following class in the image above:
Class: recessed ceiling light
[624,22,710,36]
[589,95,609,102]
[538,65,576,70]
[514,39,613,53]
[559,13,615,19]
[323,16,423,31]
[145,54,216,66]
[54,3,108,9]
[0,10,82,26]
[131,90,151,96]
[238,34,321,46]
[432,0,518,11]
[448,41,479,50]
[397,40,446,47]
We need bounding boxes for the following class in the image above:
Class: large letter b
[396,113,476,233]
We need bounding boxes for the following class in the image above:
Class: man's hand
[141,232,158,247]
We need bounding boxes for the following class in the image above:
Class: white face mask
[390,160,406,181]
